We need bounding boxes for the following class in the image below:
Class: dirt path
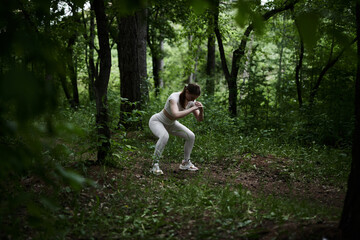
[123,154,346,209]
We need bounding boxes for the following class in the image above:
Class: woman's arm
[169,99,198,120]
[193,102,204,122]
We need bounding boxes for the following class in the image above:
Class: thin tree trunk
[206,33,216,96]
[187,35,194,83]
[147,9,164,97]
[293,14,304,108]
[67,33,80,108]
[89,5,96,101]
[137,8,148,105]
[151,41,164,96]
[206,1,216,96]
[59,68,72,106]
[93,0,111,164]
[339,1,360,239]
[82,5,96,101]
[191,45,201,83]
[149,39,164,97]
[67,8,80,108]
[68,55,79,107]
[276,13,286,109]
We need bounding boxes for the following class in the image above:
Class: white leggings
[149,111,195,163]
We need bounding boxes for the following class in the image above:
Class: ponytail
[179,85,187,109]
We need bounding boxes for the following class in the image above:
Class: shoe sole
[179,166,199,171]
[150,170,163,175]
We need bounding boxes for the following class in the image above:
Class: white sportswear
[149,92,196,163]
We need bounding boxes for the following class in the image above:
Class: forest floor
[65,132,346,240]
[21,131,347,239]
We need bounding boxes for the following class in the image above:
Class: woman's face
[186,90,199,101]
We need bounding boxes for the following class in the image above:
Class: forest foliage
[0,0,358,239]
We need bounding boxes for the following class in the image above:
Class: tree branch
[310,36,358,104]
[213,0,230,80]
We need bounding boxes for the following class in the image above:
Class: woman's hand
[193,101,204,122]
[195,101,203,109]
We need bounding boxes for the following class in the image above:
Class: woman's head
[185,83,201,96]
[180,83,201,108]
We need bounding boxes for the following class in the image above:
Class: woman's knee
[188,131,195,142]
[159,132,170,144]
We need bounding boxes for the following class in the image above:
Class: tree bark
[89,6,96,102]
[293,13,304,108]
[150,40,164,97]
[59,66,72,106]
[206,33,216,96]
[67,34,80,108]
[117,9,148,129]
[206,3,216,96]
[147,8,164,97]
[339,1,360,239]
[93,0,111,164]
[82,5,96,102]
[137,9,149,105]
[275,13,287,109]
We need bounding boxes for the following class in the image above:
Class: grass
[14,99,350,239]
[55,159,343,239]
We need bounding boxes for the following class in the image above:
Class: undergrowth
[30,96,351,239]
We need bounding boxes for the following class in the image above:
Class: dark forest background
[1,0,359,239]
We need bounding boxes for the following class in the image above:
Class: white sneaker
[179,160,199,171]
[150,163,163,175]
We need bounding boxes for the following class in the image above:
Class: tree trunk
[83,5,96,102]
[59,67,72,106]
[147,8,164,97]
[151,41,164,97]
[117,9,147,129]
[275,14,286,110]
[191,45,201,83]
[67,8,80,108]
[68,55,79,108]
[206,33,216,96]
[137,9,149,105]
[339,1,360,239]
[67,34,80,108]
[206,4,216,96]
[93,0,111,164]
[293,10,304,108]
[187,35,194,84]
[294,35,304,108]
[89,6,96,102]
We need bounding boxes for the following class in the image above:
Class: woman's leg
[149,115,169,164]
[167,121,195,161]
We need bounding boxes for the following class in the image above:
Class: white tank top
[164,92,195,118]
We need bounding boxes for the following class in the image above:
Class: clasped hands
[194,101,203,109]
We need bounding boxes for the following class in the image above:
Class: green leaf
[189,0,210,14]
[56,165,91,191]
[296,12,320,49]
[235,0,252,28]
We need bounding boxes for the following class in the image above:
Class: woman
[149,84,204,175]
